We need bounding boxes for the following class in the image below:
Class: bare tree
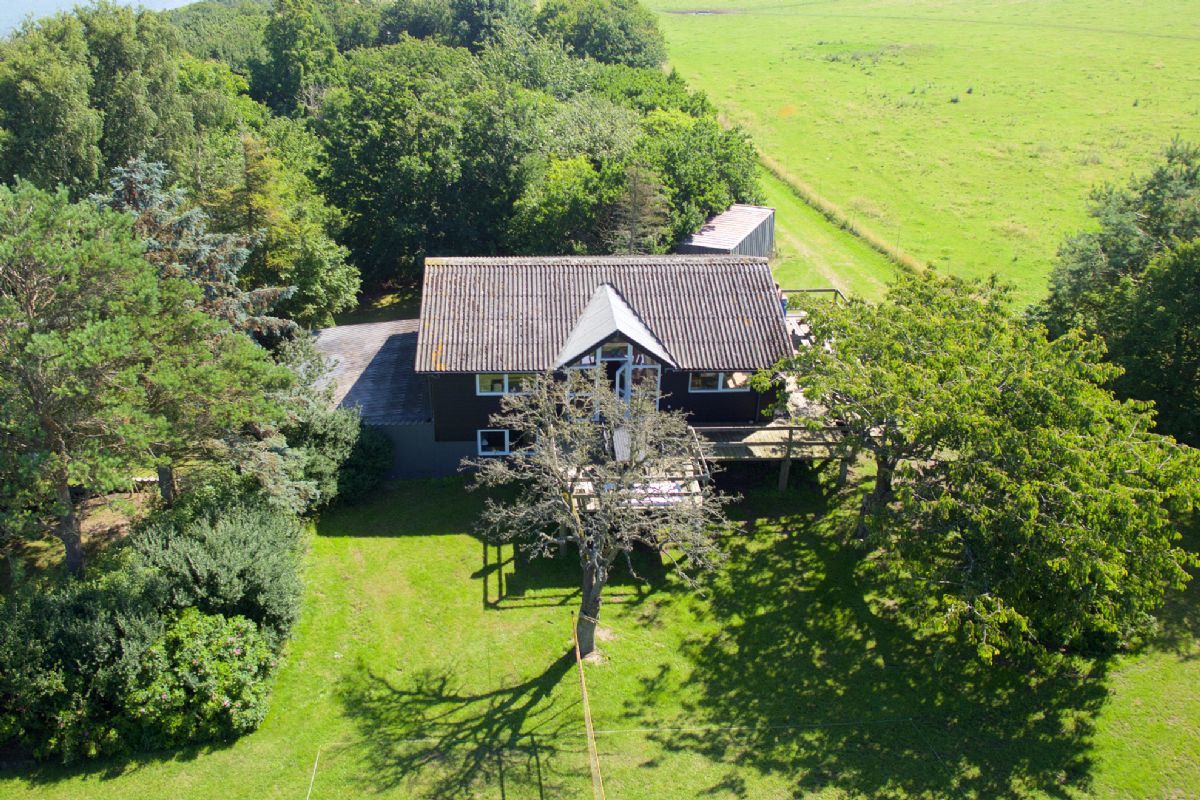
[469,371,732,656]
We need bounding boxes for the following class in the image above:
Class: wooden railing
[782,287,848,304]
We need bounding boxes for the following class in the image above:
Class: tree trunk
[576,563,605,657]
[55,481,84,576]
[856,457,896,539]
[157,464,177,504]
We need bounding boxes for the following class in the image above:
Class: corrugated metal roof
[415,256,792,373]
[679,204,775,252]
[314,319,431,424]
[554,284,675,368]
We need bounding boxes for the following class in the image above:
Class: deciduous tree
[0,15,103,191]
[1031,139,1200,445]
[536,0,666,68]
[787,271,1199,658]
[209,135,359,327]
[259,0,340,113]
[470,373,732,656]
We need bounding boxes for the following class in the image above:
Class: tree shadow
[1149,511,1200,658]
[336,653,585,798]
[638,474,1110,798]
[2,737,236,785]
[482,541,667,610]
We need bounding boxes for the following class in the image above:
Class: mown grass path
[651,0,1200,305]
[2,474,1197,798]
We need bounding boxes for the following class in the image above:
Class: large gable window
[689,371,751,393]
[477,429,511,456]
[476,373,533,396]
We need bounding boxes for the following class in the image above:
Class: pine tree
[604,163,669,254]
[99,159,297,340]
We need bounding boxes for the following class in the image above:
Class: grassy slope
[650,0,1200,305]
[3,475,1197,798]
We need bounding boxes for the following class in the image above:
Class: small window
[507,373,531,394]
[689,371,752,393]
[477,429,510,456]
[476,373,533,396]
[477,373,506,395]
[723,372,750,391]
[600,342,631,361]
[689,372,720,392]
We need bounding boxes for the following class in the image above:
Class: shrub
[336,423,394,505]
[286,404,362,510]
[0,563,163,761]
[131,505,304,645]
[123,609,274,750]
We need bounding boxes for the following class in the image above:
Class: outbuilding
[676,204,776,258]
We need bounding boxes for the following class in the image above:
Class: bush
[131,504,305,645]
[0,563,163,761]
[336,423,394,505]
[286,404,362,510]
[123,609,274,750]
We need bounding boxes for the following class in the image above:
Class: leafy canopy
[787,271,1200,659]
[536,0,666,69]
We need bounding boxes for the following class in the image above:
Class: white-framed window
[600,342,631,361]
[475,373,533,396]
[688,371,752,393]
[477,429,511,456]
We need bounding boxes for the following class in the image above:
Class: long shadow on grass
[338,653,586,798]
[642,477,1109,799]
[480,540,667,611]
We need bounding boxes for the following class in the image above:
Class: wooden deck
[694,423,845,462]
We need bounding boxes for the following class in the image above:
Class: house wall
[428,367,776,445]
[731,211,775,258]
[373,422,474,478]
[659,369,772,423]
[429,374,504,442]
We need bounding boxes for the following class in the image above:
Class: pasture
[650,0,1200,305]
[2,473,1196,799]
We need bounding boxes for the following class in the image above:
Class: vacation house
[315,250,837,479]
[413,255,793,460]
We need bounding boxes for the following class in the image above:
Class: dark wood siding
[431,368,778,442]
[429,374,504,442]
[659,370,773,423]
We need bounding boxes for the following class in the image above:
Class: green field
[3,474,1196,799]
[650,0,1200,305]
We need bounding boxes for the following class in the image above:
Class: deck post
[778,427,794,491]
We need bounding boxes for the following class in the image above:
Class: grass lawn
[332,287,421,327]
[763,167,896,301]
[2,471,1197,798]
[649,0,1200,306]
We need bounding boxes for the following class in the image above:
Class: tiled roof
[415,256,792,373]
[678,204,775,252]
